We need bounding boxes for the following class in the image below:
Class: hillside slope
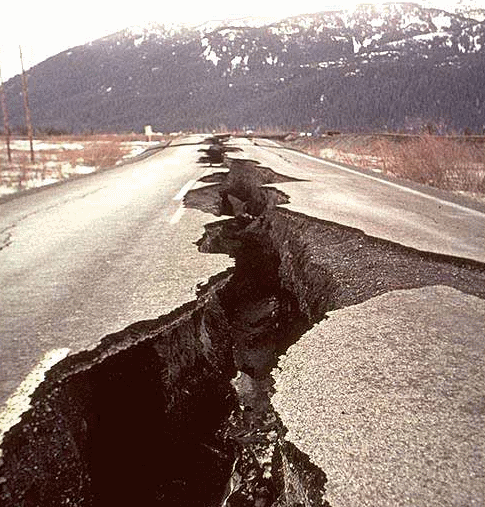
[2,2,485,133]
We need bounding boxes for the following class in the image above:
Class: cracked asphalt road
[232,137,485,264]
[1,134,484,506]
[226,139,485,506]
[0,135,232,412]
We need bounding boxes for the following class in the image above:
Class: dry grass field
[286,134,485,195]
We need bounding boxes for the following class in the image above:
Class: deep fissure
[0,148,326,506]
[1,140,484,506]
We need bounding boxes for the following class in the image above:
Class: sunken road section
[0,139,484,506]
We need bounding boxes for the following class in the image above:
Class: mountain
[2,2,485,134]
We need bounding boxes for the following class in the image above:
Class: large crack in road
[0,138,484,506]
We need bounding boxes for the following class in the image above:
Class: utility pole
[0,59,12,163]
[19,45,34,163]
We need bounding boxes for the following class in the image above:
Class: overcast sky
[0,0,475,81]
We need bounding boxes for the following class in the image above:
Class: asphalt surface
[230,137,485,264]
[272,285,485,507]
[0,136,232,422]
[1,133,484,504]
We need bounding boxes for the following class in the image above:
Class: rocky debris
[198,136,242,166]
[199,144,225,166]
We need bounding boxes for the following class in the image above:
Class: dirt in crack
[0,225,314,507]
[0,150,319,506]
[185,155,332,506]
[2,139,484,506]
[216,245,323,506]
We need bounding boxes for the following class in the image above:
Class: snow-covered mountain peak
[121,22,190,46]
[193,15,286,34]
[417,0,485,20]
[117,2,484,46]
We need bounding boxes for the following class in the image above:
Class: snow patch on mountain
[203,45,220,66]
[432,12,453,30]
[352,37,362,53]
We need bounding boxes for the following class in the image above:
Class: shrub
[288,134,485,194]
[376,136,485,193]
[80,141,129,168]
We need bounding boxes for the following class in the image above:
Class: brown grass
[75,141,129,168]
[288,135,485,194]
[375,136,485,193]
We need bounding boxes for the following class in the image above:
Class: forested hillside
[1,2,485,134]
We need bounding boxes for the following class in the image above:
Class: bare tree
[0,57,12,163]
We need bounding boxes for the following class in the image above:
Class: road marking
[283,148,485,218]
[170,205,186,224]
[0,348,70,452]
[173,179,196,201]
